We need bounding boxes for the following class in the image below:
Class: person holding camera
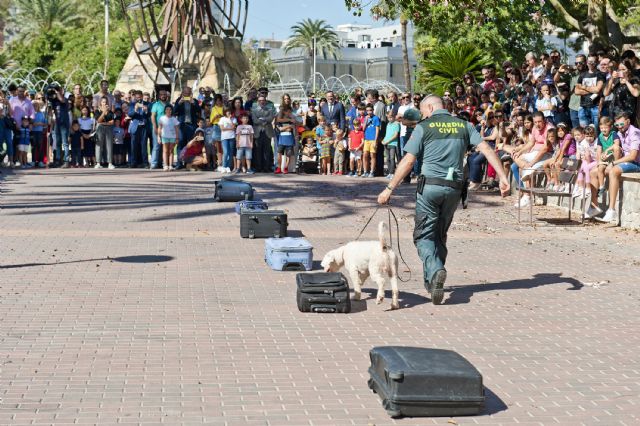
[47,85,71,168]
[173,86,201,169]
[605,60,640,125]
[554,54,587,128]
[127,90,150,168]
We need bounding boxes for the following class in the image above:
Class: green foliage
[284,19,341,59]
[244,42,277,88]
[417,42,491,96]
[9,0,84,39]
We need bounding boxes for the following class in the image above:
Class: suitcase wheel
[283,263,305,271]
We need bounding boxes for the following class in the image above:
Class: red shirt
[185,141,203,157]
[349,130,364,150]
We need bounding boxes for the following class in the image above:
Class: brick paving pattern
[1,168,640,425]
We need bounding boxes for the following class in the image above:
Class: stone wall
[115,35,249,97]
[620,174,640,229]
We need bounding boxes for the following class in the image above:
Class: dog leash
[355,205,412,283]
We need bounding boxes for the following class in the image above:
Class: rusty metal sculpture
[119,0,248,90]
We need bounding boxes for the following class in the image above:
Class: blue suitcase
[235,199,268,215]
[264,237,313,271]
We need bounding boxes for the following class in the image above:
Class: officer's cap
[403,109,422,121]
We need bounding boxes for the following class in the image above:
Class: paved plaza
[1,168,639,426]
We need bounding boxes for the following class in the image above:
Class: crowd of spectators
[0,47,638,223]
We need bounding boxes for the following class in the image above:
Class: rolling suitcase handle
[282,262,305,271]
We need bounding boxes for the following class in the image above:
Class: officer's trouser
[413,184,461,287]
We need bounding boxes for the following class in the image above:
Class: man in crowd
[251,94,276,173]
[173,86,201,169]
[92,79,115,111]
[150,90,169,169]
[320,90,345,130]
[575,53,605,131]
[9,86,35,165]
[554,53,586,128]
[127,90,150,168]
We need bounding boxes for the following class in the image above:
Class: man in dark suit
[320,91,345,130]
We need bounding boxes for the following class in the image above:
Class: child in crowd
[332,129,347,175]
[595,116,621,196]
[542,129,562,190]
[201,117,216,170]
[574,126,597,198]
[79,106,95,167]
[218,107,237,173]
[382,110,400,179]
[301,136,318,162]
[17,116,31,168]
[157,105,180,171]
[319,126,333,175]
[32,101,47,167]
[210,94,224,171]
[69,120,82,167]
[535,84,557,124]
[348,119,364,176]
[235,114,254,174]
[112,113,125,166]
[362,104,380,178]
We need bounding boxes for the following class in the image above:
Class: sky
[244,0,392,40]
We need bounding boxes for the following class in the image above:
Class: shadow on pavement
[361,288,430,309]
[444,273,584,305]
[0,254,174,269]
[483,386,508,415]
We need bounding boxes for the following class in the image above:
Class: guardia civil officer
[377,96,510,305]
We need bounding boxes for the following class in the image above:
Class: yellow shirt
[210,105,224,125]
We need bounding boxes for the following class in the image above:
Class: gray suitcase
[368,347,484,418]
[240,210,288,238]
[214,178,255,202]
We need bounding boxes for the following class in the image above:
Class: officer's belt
[423,176,463,190]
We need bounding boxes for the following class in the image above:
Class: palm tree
[419,42,491,96]
[284,19,341,59]
[9,0,83,39]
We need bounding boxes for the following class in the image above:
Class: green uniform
[403,109,481,289]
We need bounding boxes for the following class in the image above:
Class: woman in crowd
[605,59,640,124]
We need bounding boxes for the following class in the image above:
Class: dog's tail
[378,221,390,251]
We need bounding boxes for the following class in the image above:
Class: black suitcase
[240,210,288,238]
[214,178,255,202]
[296,272,351,313]
[368,347,484,418]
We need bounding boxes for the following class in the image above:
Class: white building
[333,23,415,49]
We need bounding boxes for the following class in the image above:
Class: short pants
[350,150,362,160]
[161,137,176,144]
[236,146,252,160]
[363,139,377,153]
[617,162,640,173]
[277,144,294,156]
[18,144,30,152]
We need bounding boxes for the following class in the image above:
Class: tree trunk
[0,18,4,49]
[400,14,411,93]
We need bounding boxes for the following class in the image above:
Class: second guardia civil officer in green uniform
[378,95,510,305]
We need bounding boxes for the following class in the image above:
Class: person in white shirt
[157,105,180,171]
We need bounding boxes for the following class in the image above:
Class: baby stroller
[297,130,319,174]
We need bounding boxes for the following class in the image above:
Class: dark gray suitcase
[296,272,351,313]
[240,210,288,238]
[368,347,484,418]
[214,178,255,202]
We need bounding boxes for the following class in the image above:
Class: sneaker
[20,164,27,169]
[598,186,606,197]
[38,162,45,168]
[232,168,240,174]
[246,169,255,174]
[283,169,289,174]
[108,163,116,170]
[388,174,394,180]
[163,165,169,171]
[468,182,481,191]
[584,206,603,219]
[216,166,223,172]
[225,167,231,173]
[14,162,21,167]
[429,269,447,305]
[61,162,70,169]
[274,167,282,174]
[168,166,175,171]
[94,164,103,169]
[597,209,618,224]
[514,196,530,208]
